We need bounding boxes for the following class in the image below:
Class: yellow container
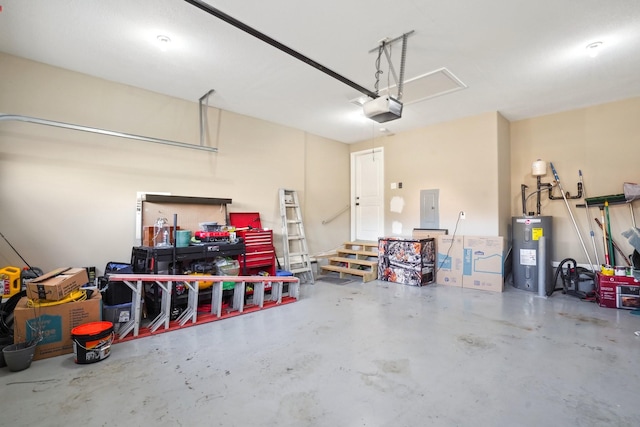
[188,272,214,290]
[601,264,614,276]
[1,266,22,298]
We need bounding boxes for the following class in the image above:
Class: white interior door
[351,148,384,241]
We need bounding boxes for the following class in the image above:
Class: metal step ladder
[279,188,314,284]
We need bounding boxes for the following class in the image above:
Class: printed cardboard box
[13,292,102,360]
[26,267,89,301]
[436,235,464,287]
[597,273,640,309]
[378,238,435,286]
[462,236,504,292]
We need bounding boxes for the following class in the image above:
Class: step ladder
[279,188,314,284]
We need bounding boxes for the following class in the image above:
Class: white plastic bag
[623,182,640,202]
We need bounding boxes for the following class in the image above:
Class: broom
[605,201,615,265]
[600,206,610,265]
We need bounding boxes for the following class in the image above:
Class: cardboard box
[26,267,89,301]
[436,235,464,287]
[597,273,621,308]
[13,291,102,360]
[462,236,504,292]
[597,273,640,309]
[412,228,448,240]
[378,238,435,286]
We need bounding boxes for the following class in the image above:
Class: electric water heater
[512,216,553,293]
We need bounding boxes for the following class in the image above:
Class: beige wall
[304,134,352,254]
[497,113,511,242]
[2,52,638,274]
[348,98,640,267]
[0,53,350,272]
[350,112,505,238]
[510,97,640,265]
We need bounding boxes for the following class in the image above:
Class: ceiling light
[157,35,171,51]
[350,96,371,107]
[586,41,603,58]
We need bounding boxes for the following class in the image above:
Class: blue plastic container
[276,270,293,277]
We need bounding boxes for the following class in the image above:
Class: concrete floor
[1,278,640,426]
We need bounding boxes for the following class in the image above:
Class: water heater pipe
[538,235,547,298]
[521,184,528,215]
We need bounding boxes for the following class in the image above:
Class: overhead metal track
[183,0,379,99]
[0,113,218,153]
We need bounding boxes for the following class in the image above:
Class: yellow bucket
[1,266,21,298]
[601,264,614,276]
[189,273,214,290]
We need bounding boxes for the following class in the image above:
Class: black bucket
[71,321,114,364]
[3,341,38,372]
[0,335,14,368]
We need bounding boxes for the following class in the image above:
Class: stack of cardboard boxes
[436,235,505,292]
[13,267,101,361]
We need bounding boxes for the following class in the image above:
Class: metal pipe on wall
[0,113,218,153]
[199,89,216,147]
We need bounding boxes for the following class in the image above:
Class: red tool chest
[229,213,276,276]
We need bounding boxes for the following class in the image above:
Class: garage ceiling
[1,0,639,143]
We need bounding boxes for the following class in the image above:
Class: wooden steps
[321,241,378,282]
[328,256,378,267]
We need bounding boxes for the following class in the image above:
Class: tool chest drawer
[238,230,273,247]
[245,250,276,266]
[242,250,276,275]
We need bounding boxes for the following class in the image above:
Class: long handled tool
[579,171,600,266]
[599,207,610,265]
[0,231,36,272]
[550,163,594,270]
[594,218,631,267]
[604,201,616,266]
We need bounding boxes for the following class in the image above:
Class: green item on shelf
[217,257,240,291]
[584,194,626,207]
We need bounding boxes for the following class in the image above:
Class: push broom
[599,206,610,265]
[605,201,616,266]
